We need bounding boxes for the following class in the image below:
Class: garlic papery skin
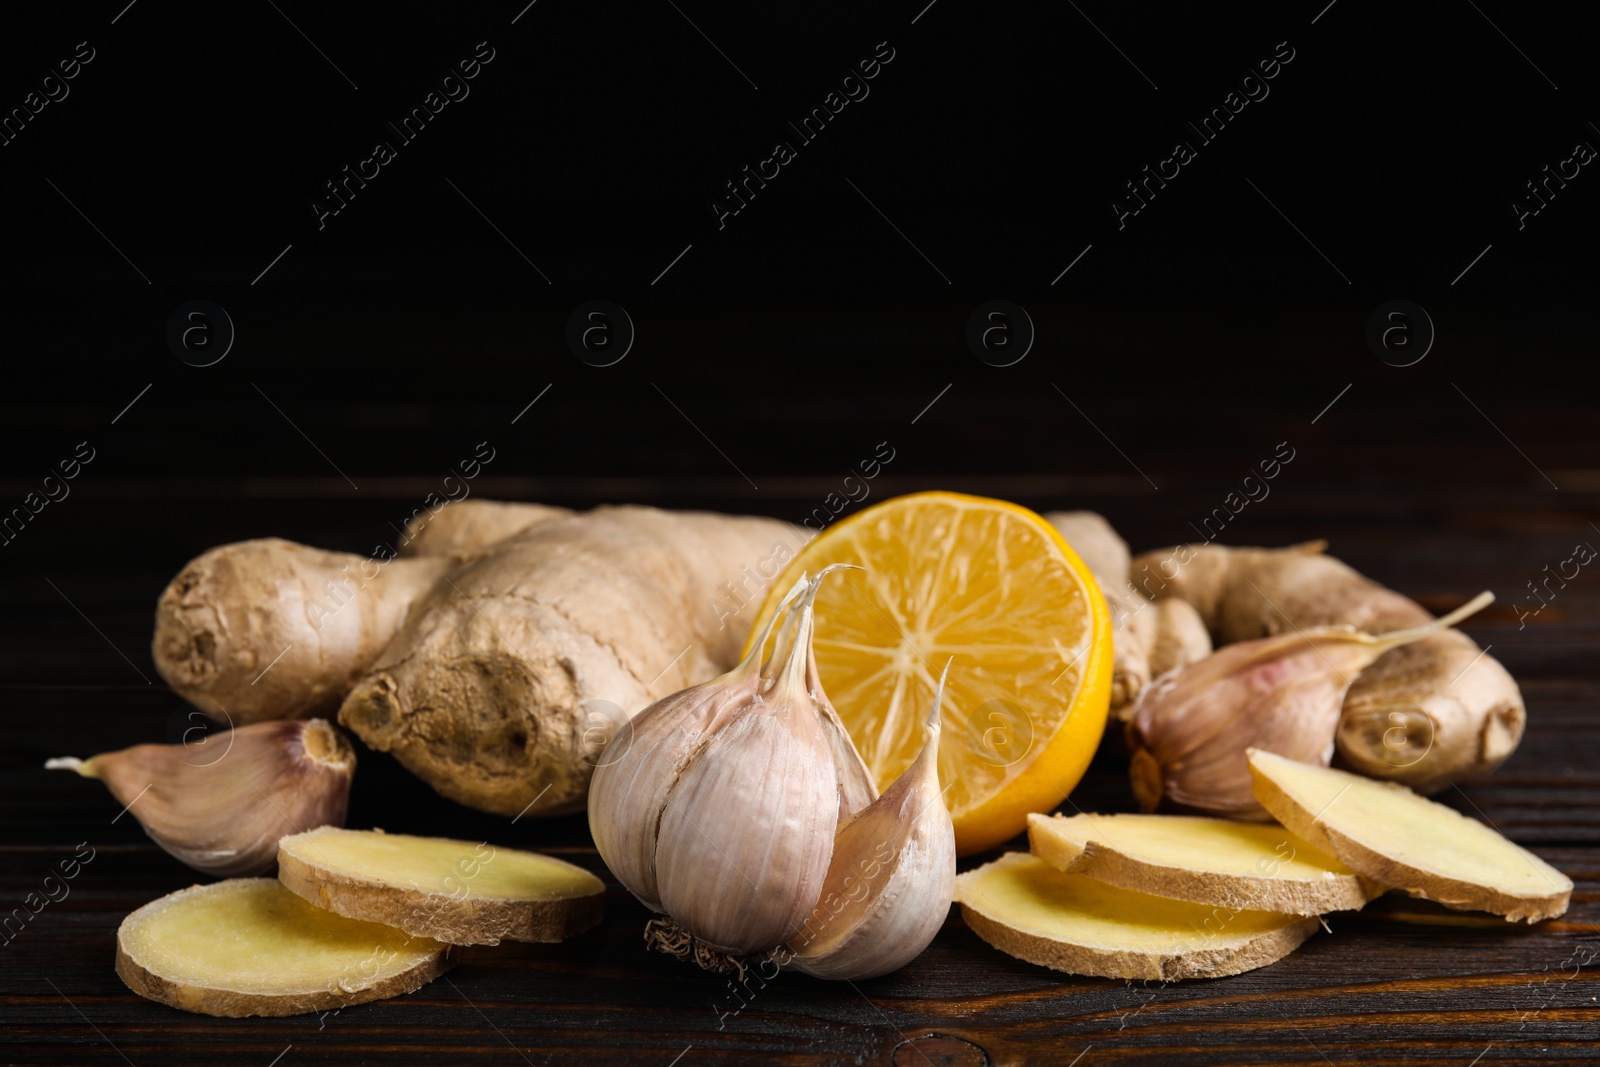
[590,568,955,975]
[1128,591,1494,820]
[588,578,811,915]
[785,670,956,980]
[805,627,879,824]
[653,598,840,954]
[586,666,765,912]
[46,718,355,876]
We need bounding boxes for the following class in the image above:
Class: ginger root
[153,541,456,723]
[338,506,794,818]
[1047,512,1210,715]
[154,502,795,821]
[1129,541,1523,793]
[151,502,570,723]
[399,500,572,559]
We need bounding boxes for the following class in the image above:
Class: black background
[1,0,1595,555]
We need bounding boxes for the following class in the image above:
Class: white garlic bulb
[588,571,955,979]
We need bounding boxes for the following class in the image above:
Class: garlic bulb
[47,718,355,875]
[1127,591,1493,820]
[588,570,956,979]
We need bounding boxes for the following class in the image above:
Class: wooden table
[4,439,1596,1067]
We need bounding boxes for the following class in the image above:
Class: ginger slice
[116,879,451,1017]
[1247,749,1571,922]
[955,852,1318,980]
[1028,812,1377,916]
[278,827,604,945]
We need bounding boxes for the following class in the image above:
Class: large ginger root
[152,502,571,723]
[1047,512,1211,716]
[338,507,795,818]
[399,500,571,559]
[1128,541,1524,793]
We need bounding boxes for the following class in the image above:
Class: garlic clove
[810,644,879,823]
[1128,592,1494,820]
[653,596,840,955]
[588,577,810,913]
[785,665,957,980]
[747,564,876,820]
[585,669,762,911]
[1128,636,1373,819]
[47,718,355,876]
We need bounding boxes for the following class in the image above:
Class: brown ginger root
[1130,597,1212,682]
[399,500,572,559]
[1129,541,1524,793]
[1047,512,1210,716]
[152,505,571,724]
[153,541,456,723]
[339,506,796,819]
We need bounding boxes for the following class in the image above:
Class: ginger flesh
[278,828,605,945]
[1028,812,1374,916]
[1248,749,1570,922]
[281,828,602,901]
[955,852,1317,980]
[116,879,450,1017]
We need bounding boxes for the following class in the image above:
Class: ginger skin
[338,507,795,818]
[1046,512,1210,717]
[398,501,572,560]
[152,540,454,723]
[151,502,572,724]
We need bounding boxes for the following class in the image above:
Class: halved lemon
[745,492,1112,855]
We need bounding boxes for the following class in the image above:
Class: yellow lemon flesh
[745,492,1112,854]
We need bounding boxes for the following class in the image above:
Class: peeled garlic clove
[654,599,839,954]
[47,718,355,876]
[785,668,956,980]
[1128,591,1493,820]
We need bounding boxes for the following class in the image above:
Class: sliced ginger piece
[116,879,451,1017]
[955,852,1317,980]
[278,827,604,945]
[1027,812,1377,916]
[1247,749,1571,922]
